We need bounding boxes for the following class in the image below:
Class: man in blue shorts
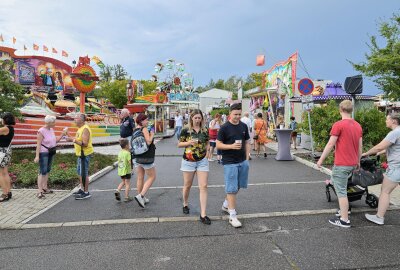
[216,103,250,228]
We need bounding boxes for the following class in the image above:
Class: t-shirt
[179,127,209,161]
[240,116,252,134]
[38,127,56,153]
[330,119,362,166]
[289,121,298,131]
[217,121,250,165]
[118,149,131,176]
[175,115,183,127]
[208,120,221,142]
[384,127,400,168]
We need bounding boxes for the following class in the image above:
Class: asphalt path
[3,214,400,270]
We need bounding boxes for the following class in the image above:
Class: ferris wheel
[152,59,193,93]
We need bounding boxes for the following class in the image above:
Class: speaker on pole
[344,75,363,95]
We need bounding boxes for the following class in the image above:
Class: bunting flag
[91,56,105,68]
[62,50,68,57]
[23,45,27,50]
[0,34,4,42]
[52,47,58,53]
[43,45,48,52]
[12,37,16,44]
[33,43,39,51]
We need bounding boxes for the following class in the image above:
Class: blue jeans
[76,155,92,177]
[223,160,249,193]
[175,126,182,140]
[39,152,54,175]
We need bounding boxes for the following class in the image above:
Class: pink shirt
[38,127,56,153]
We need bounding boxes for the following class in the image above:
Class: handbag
[41,144,57,155]
[351,168,383,188]
[253,121,264,140]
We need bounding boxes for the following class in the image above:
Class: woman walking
[363,113,400,225]
[208,113,222,162]
[253,113,269,158]
[34,115,67,199]
[178,109,211,225]
[0,113,15,202]
[132,113,156,208]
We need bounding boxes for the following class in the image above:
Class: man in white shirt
[241,112,252,160]
[175,112,183,140]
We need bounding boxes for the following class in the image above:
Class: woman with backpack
[132,113,156,208]
[178,109,211,225]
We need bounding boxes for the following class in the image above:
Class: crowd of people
[1,100,399,229]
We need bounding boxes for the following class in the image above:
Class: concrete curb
[20,162,117,225]
[11,206,400,230]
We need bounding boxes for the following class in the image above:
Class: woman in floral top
[178,109,211,225]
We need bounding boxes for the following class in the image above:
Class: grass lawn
[8,149,116,190]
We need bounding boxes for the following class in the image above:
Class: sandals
[37,192,45,199]
[43,189,54,194]
[182,206,190,214]
[0,194,9,202]
[200,215,211,225]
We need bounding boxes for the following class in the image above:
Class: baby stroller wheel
[366,194,379,208]
[325,188,332,202]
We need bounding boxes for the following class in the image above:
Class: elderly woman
[119,108,135,141]
[34,115,66,199]
[0,113,15,202]
[362,113,400,225]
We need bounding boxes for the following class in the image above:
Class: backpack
[130,128,149,156]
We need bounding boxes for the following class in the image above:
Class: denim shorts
[224,160,249,194]
[180,158,209,172]
[39,152,54,175]
[76,155,92,177]
[331,165,356,198]
[386,166,400,183]
[133,159,155,170]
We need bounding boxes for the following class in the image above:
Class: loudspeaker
[344,75,363,95]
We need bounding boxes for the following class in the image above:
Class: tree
[0,64,26,117]
[350,13,400,99]
[97,80,127,109]
[99,65,113,82]
[243,73,263,91]
[214,79,225,89]
[113,64,128,81]
[138,80,157,96]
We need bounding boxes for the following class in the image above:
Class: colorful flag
[62,50,68,57]
[33,43,39,51]
[43,45,48,52]
[91,56,105,68]
[23,45,27,50]
[52,47,58,53]
[0,34,4,42]
[12,37,16,44]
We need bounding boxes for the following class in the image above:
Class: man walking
[241,112,252,160]
[175,111,183,140]
[119,108,135,141]
[216,103,250,228]
[66,113,94,200]
[317,100,362,228]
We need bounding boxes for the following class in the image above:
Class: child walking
[115,139,133,202]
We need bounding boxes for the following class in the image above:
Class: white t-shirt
[241,116,252,133]
[175,115,183,127]
[385,127,400,167]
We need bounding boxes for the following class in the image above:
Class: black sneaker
[182,206,190,214]
[114,191,121,201]
[73,189,84,196]
[75,192,91,200]
[200,215,211,225]
[329,217,351,228]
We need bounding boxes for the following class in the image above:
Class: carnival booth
[246,53,298,132]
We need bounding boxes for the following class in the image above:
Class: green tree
[0,64,26,117]
[138,80,157,96]
[350,13,400,99]
[243,73,263,91]
[99,65,113,82]
[97,80,128,109]
[214,79,225,89]
[113,64,128,81]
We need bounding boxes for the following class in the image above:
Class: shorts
[39,152,54,175]
[386,166,400,183]
[180,158,209,172]
[76,155,92,177]
[331,165,356,198]
[133,159,155,170]
[0,147,12,168]
[209,141,216,147]
[291,132,298,138]
[120,174,132,180]
[224,160,249,194]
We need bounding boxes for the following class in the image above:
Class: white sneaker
[208,158,215,162]
[229,216,242,228]
[221,205,229,214]
[144,196,150,204]
[365,214,384,225]
[134,194,145,208]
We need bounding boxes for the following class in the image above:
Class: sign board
[301,95,314,111]
[298,78,314,96]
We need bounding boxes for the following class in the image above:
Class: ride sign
[298,78,314,96]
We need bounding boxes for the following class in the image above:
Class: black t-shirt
[120,116,135,138]
[217,121,250,165]
[0,126,14,147]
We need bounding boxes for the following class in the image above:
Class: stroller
[325,156,380,209]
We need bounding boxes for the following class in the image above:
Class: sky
[0,0,398,95]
